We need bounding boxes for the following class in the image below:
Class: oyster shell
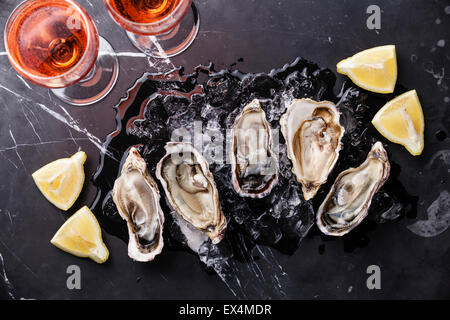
[280,98,344,200]
[230,99,278,198]
[317,142,390,236]
[156,142,227,244]
[112,147,164,262]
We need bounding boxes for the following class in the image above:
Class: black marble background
[0,0,449,299]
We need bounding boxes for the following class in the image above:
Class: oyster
[280,98,344,200]
[230,99,278,198]
[317,142,390,236]
[112,147,164,262]
[156,142,227,244]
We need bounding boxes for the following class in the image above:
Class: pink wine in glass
[104,0,200,58]
[5,0,119,106]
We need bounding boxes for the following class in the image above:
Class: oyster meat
[230,99,278,198]
[317,142,390,236]
[156,142,227,244]
[280,98,345,200]
[112,147,164,262]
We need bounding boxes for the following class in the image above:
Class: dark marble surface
[0,0,449,299]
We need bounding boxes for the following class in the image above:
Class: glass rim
[4,0,99,84]
[103,0,191,29]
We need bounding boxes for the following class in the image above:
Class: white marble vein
[8,128,26,171]
[0,152,18,169]
[0,253,15,300]
[0,238,40,282]
[115,51,147,58]
[0,84,118,162]
[21,104,42,143]
[147,36,176,72]
[35,103,118,161]
[0,209,13,226]
[0,138,90,152]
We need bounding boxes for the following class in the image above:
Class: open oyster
[230,99,278,198]
[156,142,227,244]
[280,98,344,200]
[317,142,390,236]
[112,147,164,262]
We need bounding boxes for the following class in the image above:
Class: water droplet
[445,6,450,15]
[437,40,446,48]
[444,96,450,103]
[435,130,447,142]
[435,18,441,24]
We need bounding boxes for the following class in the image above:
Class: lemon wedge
[337,45,397,93]
[32,151,86,211]
[372,90,424,155]
[51,206,109,264]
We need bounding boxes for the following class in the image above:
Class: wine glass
[4,0,119,106]
[103,0,200,58]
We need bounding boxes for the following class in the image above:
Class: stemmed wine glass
[4,0,119,106]
[103,0,200,58]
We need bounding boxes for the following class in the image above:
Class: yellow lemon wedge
[337,45,397,93]
[51,206,109,264]
[32,151,86,211]
[372,90,425,155]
